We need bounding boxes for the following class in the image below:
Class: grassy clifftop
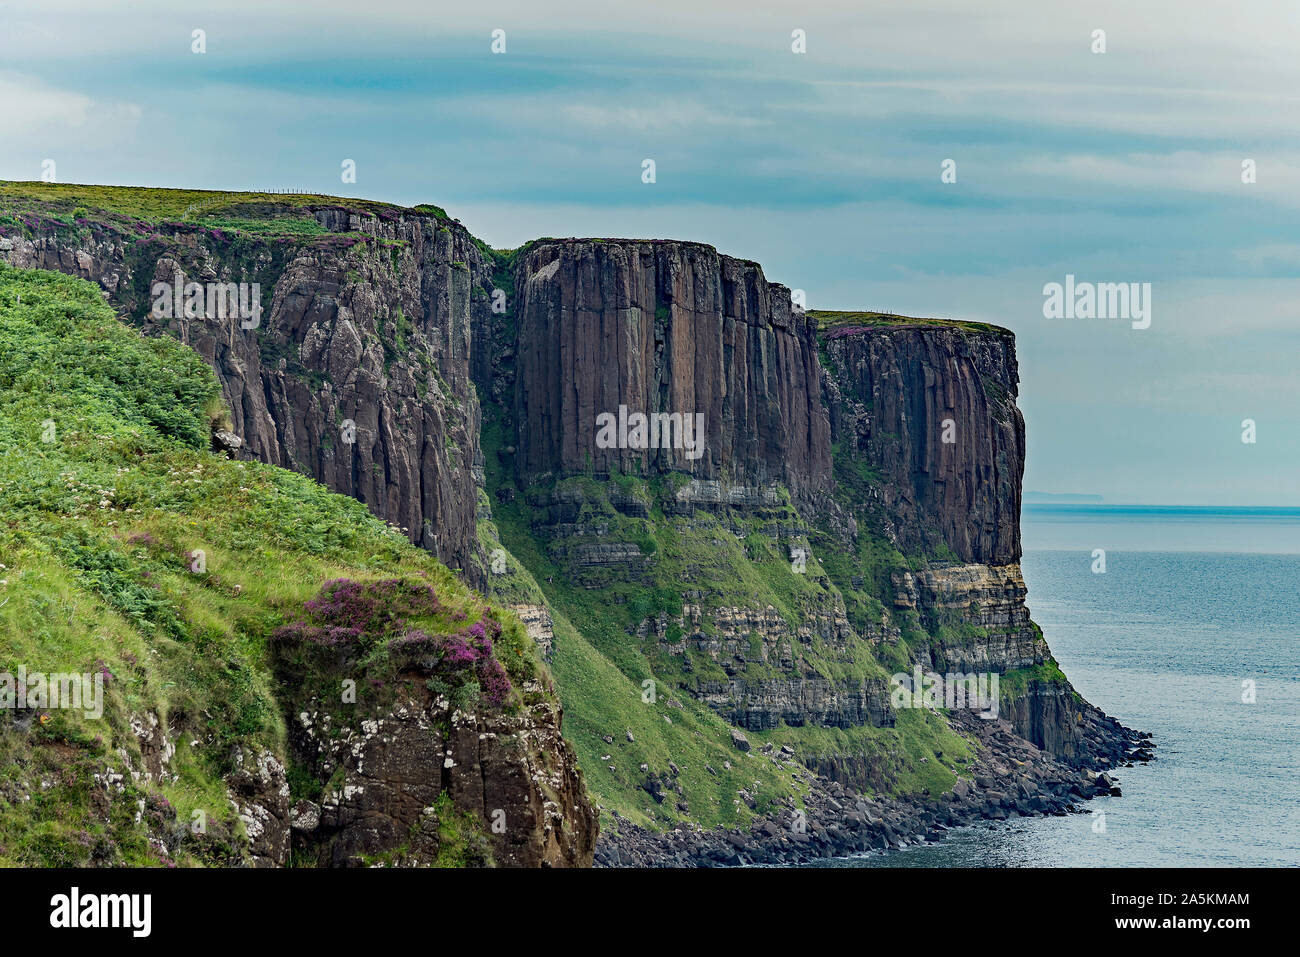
[0,181,447,225]
[809,309,1013,337]
[0,263,538,865]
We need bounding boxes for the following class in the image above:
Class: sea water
[822,506,1300,867]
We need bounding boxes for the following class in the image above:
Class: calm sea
[823,506,1300,867]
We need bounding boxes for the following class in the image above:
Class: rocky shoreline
[595,709,1154,868]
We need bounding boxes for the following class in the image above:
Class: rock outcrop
[509,604,556,663]
[663,600,895,731]
[905,563,1048,673]
[596,710,1152,867]
[816,318,1077,751]
[289,682,596,868]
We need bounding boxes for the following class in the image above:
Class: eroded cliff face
[486,241,897,735]
[815,317,1070,751]
[102,686,596,869]
[819,320,1024,565]
[893,563,1048,674]
[655,596,895,731]
[0,195,599,867]
[489,246,1095,765]
[510,240,831,494]
[287,681,596,868]
[0,204,494,584]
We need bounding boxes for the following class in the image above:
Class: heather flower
[476,658,511,707]
[387,627,440,655]
[440,636,479,669]
[274,578,510,707]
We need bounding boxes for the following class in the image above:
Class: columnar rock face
[1000,680,1135,760]
[498,246,1051,742]
[820,322,1025,565]
[510,240,831,495]
[816,319,1065,749]
[0,206,493,582]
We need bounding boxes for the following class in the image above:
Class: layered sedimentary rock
[510,240,831,494]
[509,604,556,662]
[0,205,493,582]
[651,601,895,730]
[703,675,894,731]
[894,563,1048,673]
[820,320,1025,565]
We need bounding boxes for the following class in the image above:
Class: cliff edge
[0,183,1151,866]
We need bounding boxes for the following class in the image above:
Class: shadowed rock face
[817,321,1072,752]
[999,680,1136,761]
[510,240,831,495]
[1,206,493,585]
[821,323,1025,566]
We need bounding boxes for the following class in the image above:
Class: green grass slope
[0,263,537,866]
[476,404,978,834]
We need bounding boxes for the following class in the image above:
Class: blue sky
[2,0,1298,504]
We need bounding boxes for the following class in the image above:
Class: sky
[1,0,1297,505]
